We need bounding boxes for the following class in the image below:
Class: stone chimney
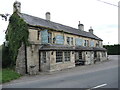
[78,21,84,31]
[13,1,21,13]
[46,12,50,21]
[89,26,93,34]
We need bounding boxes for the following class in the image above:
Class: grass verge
[0,68,21,83]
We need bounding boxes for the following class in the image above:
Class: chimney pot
[78,21,84,31]
[13,1,21,13]
[46,12,50,21]
[89,26,93,34]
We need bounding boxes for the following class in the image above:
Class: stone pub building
[6,1,107,75]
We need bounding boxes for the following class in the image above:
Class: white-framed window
[90,40,94,47]
[37,30,40,40]
[71,37,73,45]
[84,40,89,47]
[78,52,82,59]
[87,40,89,46]
[55,35,64,44]
[64,51,70,61]
[42,51,46,63]
[84,40,87,46]
[67,37,70,45]
[56,51,63,63]
[48,32,52,43]
[96,41,99,47]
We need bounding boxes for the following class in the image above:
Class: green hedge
[103,44,120,55]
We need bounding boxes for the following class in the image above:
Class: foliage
[0,68,21,83]
[2,45,11,68]
[0,69,1,84]
[5,12,29,66]
[0,45,2,65]
[103,44,120,55]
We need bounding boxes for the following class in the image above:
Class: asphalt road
[2,55,119,89]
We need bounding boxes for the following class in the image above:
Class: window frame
[84,40,87,46]
[37,30,40,40]
[42,51,46,63]
[67,37,70,45]
[56,51,63,63]
[84,40,89,47]
[48,32,52,43]
[71,37,73,45]
[78,51,82,59]
[64,51,71,61]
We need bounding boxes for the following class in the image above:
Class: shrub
[2,45,11,68]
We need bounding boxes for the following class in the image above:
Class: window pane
[42,52,46,63]
[56,51,63,63]
[90,40,94,47]
[41,30,48,44]
[55,35,64,44]
[78,52,82,59]
[71,37,73,45]
[67,37,70,45]
[48,32,52,43]
[75,38,83,46]
[64,51,70,61]
[37,31,40,40]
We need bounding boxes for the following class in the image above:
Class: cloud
[0,0,119,45]
[94,24,117,31]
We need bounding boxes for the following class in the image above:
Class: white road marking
[92,83,107,89]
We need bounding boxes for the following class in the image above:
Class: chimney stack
[78,21,84,31]
[46,12,50,21]
[13,1,21,13]
[89,26,93,34]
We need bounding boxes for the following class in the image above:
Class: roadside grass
[0,68,21,83]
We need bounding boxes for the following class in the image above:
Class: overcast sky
[0,0,119,45]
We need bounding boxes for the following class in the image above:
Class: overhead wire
[97,0,120,8]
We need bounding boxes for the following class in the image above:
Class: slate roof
[19,13,102,41]
[39,44,106,51]
[39,44,74,51]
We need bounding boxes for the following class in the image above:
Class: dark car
[75,59,85,65]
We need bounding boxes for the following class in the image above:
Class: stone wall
[49,51,75,72]
[40,51,50,72]
[75,51,94,65]
[27,44,39,75]
[23,28,107,75]
[28,29,40,44]
[15,43,26,75]
[96,51,108,62]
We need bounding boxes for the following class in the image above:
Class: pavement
[1,55,119,89]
